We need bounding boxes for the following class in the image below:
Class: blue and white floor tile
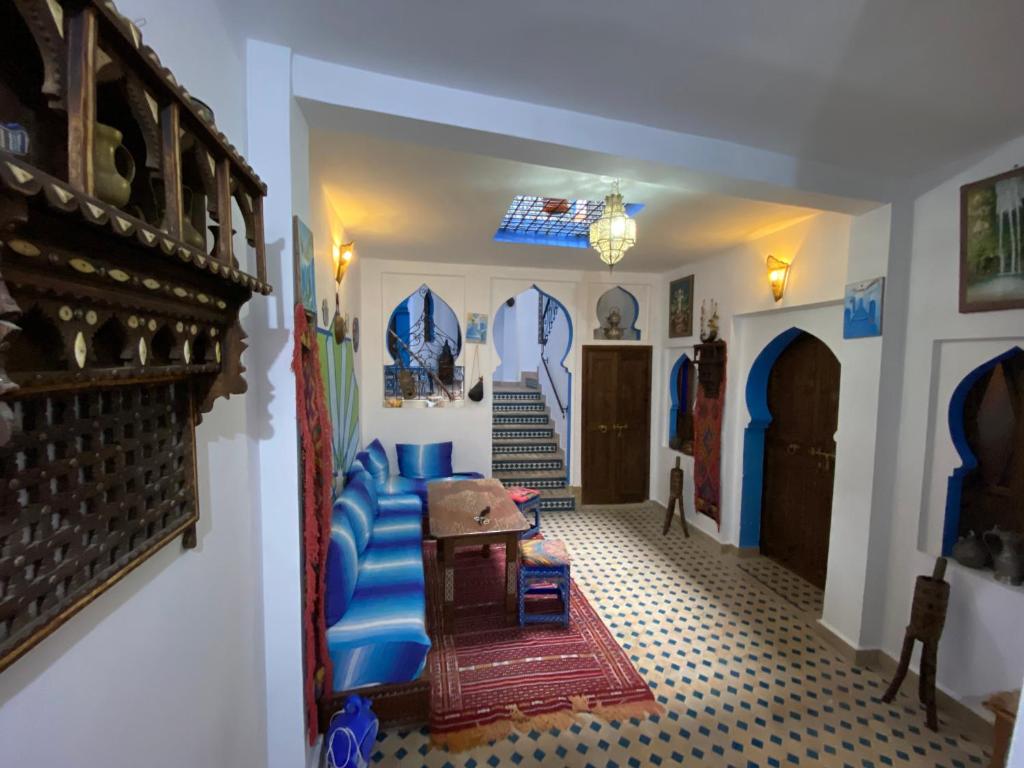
[371,504,990,767]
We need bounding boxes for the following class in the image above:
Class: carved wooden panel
[0,380,197,670]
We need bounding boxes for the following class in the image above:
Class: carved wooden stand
[881,558,949,731]
[662,456,690,537]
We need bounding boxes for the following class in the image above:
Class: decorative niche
[668,352,696,454]
[0,0,270,674]
[384,284,463,403]
[944,347,1024,563]
[593,285,640,340]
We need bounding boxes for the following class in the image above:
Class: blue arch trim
[942,346,1023,555]
[668,352,691,443]
[534,285,574,480]
[739,327,807,548]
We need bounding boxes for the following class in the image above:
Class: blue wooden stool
[518,539,571,627]
[514,494,541,539]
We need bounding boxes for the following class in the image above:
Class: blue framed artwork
[465,312,488,344]
[843,277,884,339]
[293,215,316,316]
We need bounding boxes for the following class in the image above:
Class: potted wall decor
[0,0,271,675]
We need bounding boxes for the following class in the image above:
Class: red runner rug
[424,541,661,751]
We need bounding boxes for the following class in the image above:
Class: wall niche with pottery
[593,286,641,340]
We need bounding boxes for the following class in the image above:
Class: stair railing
[540,353,568,418]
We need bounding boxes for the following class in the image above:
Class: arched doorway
[759,332,840,588]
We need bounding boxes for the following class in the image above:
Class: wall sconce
[766,254,791,302]
[332,241,354,284]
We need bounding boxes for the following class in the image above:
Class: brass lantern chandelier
[589,180,637,270]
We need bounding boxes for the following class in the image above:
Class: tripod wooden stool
[881,557,949,731]
[662,457,690,537]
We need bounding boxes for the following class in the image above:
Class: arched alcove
[384,284,463,400]
[738,327,841,549]
[593,286,641,340]
[668,352,695,454]
[943,346,1024,557]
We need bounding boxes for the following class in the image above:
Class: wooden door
[760,333,840,588]
[582,346,652,504]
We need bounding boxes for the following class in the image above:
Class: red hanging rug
[694,347,726,528]
[292,305,334,743]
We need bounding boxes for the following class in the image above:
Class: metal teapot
[983,527,1024,586]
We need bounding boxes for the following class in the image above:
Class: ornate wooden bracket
[694,340,727,399]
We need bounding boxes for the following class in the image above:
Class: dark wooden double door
[582,346,652,505]
[761,333,840,589]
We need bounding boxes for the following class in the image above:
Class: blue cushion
[345,456,369,483]
[325,511,360,625]
[335,477,377,553]
[396,441,454,480]
[363,439,390,487]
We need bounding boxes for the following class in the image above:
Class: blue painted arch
[739,327,837,548]
[942,346,1023,556]
[668,352,692,445]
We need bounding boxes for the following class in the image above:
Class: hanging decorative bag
[468,346,484,402]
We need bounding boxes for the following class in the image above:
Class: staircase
[492,374,576,512]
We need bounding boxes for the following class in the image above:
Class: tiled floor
[371,504,990,767]
[736,558,825,616]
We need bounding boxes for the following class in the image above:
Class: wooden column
[253,194,267,284]
[66,7,97,194]
[159,102,183,241]
[214,157,233,265]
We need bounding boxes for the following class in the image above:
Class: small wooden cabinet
[0,0,270,673]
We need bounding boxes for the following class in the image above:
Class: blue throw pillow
[336,477,376,553]
[396,441,454,480]
[325,511,359,625]
[363,439,390,487]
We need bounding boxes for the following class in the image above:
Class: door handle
[786,443,800,454]
[598,424,608,434]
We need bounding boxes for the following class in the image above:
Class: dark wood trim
[66,5,97,195]
[215,157,233,265]
[159,101,183,241]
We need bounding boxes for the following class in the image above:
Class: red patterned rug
[424,541,661,751]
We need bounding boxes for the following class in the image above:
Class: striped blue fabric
[325,511,360,624]
[363,439,390,487]
[379,471,485,513]
[396,441,454,480]
[325,479,430,693]
[335,477,376,553]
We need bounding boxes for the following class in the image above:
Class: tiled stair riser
[492,459,564,472]
[492,442,557,455]
[492,428,554,439]
[493,402,547,412]
[493,414,550,425]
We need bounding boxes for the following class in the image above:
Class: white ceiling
[310,130,820,272]
[225,0,1024,178]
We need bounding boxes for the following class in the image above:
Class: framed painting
[465,312,488,344]
[669,275,694,338]
[293,215,317,316]
[843,277,884,339]
[960,167,1024,313]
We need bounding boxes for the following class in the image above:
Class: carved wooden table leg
[881,558,949,731]
[505,533,519,625]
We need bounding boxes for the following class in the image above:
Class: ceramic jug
[94,122,135,208]
[983,527,1024,585]
[951,530,989,569]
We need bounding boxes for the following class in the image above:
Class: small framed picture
[669,275,694,338]
[292,215,317,316]
[960,166,1024,312]
[465,312,488,344]
[843,277,884,339]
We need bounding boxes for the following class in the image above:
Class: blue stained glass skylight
[494,195,644,249]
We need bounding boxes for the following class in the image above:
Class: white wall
[0,4,268,767]
[357,258,658,482]
[878,135,1024,717]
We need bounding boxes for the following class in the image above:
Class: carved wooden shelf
[0,0,271,673]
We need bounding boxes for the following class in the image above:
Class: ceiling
[310,130,819,272]
[224,0,1023,178]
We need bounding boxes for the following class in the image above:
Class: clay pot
[603,307,624,340]
[93,122,135,208]
[983,527,1024,586]
[952,530,989,569]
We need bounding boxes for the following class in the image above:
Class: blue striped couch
[325,463,431,692]
[356,439,483,514]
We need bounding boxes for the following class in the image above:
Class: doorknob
[786,443,800,454]
[598,424,608,434]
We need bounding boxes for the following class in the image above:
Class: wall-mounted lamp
[333,241,354,284]
[766,254,791,302]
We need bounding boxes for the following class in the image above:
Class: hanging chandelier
[589,180,637,270]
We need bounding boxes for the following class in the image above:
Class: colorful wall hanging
[843,277,885,338]
[960,166,1024,312]
[294,215,317,316]
[669,275,694,338]
[693,341,726,527]
[293,306,334,743]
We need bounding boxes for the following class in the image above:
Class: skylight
[494,195,644,248]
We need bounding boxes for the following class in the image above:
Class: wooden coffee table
[428,478,530,628]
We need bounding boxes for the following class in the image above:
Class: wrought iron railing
[540,353,567,418]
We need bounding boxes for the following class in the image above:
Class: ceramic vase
[983,528,1024,585]
[94,122,135,208]
[951,531,989,569]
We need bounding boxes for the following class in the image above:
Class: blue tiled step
[493,390,543,403]
[493,401,546,413]
[492,440,558,455]
[496,472,567,490]
[493,427,555,439]
[493,413,551,425]
[539,494,576,512]
[492,452,564,473]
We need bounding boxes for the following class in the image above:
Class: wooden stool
[881,558,949,731]
[663,457,690,537]
[518,539,571,627]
